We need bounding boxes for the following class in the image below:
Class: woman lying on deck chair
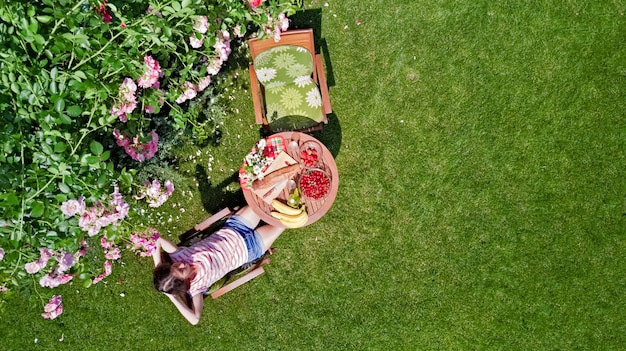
[152,206,284,325]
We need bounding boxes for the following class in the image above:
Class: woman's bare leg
[235,205,284,250]
[256,225,284,252]
[234,206,261,228]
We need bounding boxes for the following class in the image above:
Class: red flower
[94,1,112,23]
[248,0,264,8]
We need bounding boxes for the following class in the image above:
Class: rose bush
[0,0,300,318]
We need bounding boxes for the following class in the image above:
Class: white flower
[257,138,266,150]
[256,67,277,83]
[306,88,322,108]
[294,76,312,88]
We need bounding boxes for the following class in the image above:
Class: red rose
[248,0,263,8]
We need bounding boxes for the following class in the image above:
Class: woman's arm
[165,293,204,325]
[152,237,181,267]
[158,237,180,253]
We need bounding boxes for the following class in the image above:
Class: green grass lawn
[2,0,626,349]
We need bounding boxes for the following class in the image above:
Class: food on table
[252,163,301,191]
[287,188,301,208]
[272,199,302,216]
[271,203,309,228]
[300,147,319,167]
[299,169,330,200]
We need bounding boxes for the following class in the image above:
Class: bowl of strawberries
[298,141,323,168]
[298,167,331,200]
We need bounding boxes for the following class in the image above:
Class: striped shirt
[170,228,248,296]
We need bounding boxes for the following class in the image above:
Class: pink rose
[105,247,121,260]
[175,82,197,104]
[248,0,264,8]
[25,261,44,274]
[137,56,161,88]
[233,25,245,38]
[39,273,73,288]
[278,13,289,31]
[42,295,63,319]
[56,252,75,274]
[193,16,208,34]
[190,34,204,48]
[60,198,86,217]
[196,76,211,92]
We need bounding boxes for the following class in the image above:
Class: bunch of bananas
[271,199,309,228]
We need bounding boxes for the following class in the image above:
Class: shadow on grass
[289,9,342,158]
[195,165,245,214]
[290,9,336,88]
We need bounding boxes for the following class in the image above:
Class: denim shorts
[223,215,264,263]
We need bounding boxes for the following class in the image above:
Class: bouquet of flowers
[239,137,285,189]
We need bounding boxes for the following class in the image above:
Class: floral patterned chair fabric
[253,45,324,131]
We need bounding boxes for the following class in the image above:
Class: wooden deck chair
[248,28,332,134]
[178,207,273,299]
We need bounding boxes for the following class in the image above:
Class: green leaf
[172,1,181,12]
[34,34,45,45]
[31,201,45,218]
[86,155,99,165]
[50,67,57,80]
[89,140,103,155]
[97,174,108,187]
[74,71,87,80]
[58,113,71,124]
[120,169,133,187]
[28,18,39,34]
[66,105,82,117]
[58,182,70,193]
[54,141,67,154]
[100,150,110,161]
[2,193,19,206]
[36,15,53,23]
[54,141,67,153]
[54,98,65,113]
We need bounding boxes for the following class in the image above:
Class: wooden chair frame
[178,207,272,299]
[248,28,332,134]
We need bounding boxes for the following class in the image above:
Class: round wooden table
[241,132,339,227]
